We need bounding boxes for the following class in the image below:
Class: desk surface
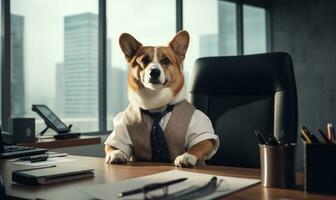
[1,155,335,200]
[17,136,101,149]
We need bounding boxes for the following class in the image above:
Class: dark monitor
[32,105,70,134]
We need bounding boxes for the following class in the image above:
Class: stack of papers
[11,157,75,166]
[78,169,260,200]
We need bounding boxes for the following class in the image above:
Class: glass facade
[218,1,237,56]
[184,0,267,89]
[63,13,98,117]
[243,5,266,54]
[11,0,98,133]
[183,0,219,87]
[3,0,268,133]
[183,0,237,89]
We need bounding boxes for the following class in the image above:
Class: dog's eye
[141,55,150,65]
[160,57,170,66]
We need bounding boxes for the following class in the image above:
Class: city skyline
[9,12,129,125]
[9,9,226,118]
[58,13,128,120]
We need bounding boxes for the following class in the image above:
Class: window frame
[1,0,270,135]
[223,0,270,55]
[1,0,11,132]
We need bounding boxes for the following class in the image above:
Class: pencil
[300,127,312,143]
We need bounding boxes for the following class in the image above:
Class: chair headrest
[190,52,296,95]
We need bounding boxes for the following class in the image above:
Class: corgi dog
[104,31,219,167]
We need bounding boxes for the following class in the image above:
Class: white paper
[11,157,75,166]
[78,169,260,200]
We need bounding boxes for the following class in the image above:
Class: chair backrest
[190,52,298,168]
[0,173,6,200]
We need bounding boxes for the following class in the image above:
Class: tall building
[63,13,98,117]
[11,14,25,117]
[218,1,237,55]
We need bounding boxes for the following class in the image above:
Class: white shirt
[105,109,219,160]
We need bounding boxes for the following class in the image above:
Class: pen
[12,165,57,173]
[117,177,187,198]
[268,134,279,146]
[13,153,68,163]
[255,131,266,145]
[300,134,307,143]
[310,134,320,143]
[327,123,335,143]
[318,129,331,143]
[301,126,320,143]
[14,154,48,162]
[300,127,312,143]
[279,130,286,145]
[48,153,68,158]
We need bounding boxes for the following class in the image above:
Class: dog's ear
[169,30,190,63]
[119,33,142,62]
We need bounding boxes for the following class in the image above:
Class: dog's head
[119,31,190,110]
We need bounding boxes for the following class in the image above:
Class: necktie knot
[142,105,174,122]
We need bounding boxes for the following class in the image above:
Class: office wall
[271,0,336,171]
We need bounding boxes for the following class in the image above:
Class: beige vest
[117,100,195,162]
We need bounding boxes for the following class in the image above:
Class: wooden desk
[0,155,335,200]
[17,136,101,149]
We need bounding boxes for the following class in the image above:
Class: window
[2,0,269,134]
[0,0,2,121]
[218,1,237,56]
[106,0,176,130]
[183,0,267,88]
[183,0,237,87]
[243,5,266,54]
[183,0,234,87]
[11,0,99,133]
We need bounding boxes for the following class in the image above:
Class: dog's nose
[150,69,161,79]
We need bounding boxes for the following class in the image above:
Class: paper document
[11,157,75,166]
[79,169,260,200]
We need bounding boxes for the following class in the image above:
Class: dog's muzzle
[149,68,161,84]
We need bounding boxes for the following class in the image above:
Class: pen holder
[304,143,336,194]
[259,144,296,188]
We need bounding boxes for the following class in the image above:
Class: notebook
[12,165,94,185]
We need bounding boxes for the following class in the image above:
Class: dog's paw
[174,152,197,168]
[105,149,129,164]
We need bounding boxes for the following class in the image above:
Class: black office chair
[190,52,298,168]
[0,173,6,200]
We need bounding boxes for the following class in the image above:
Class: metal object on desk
[259,144,296,188]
